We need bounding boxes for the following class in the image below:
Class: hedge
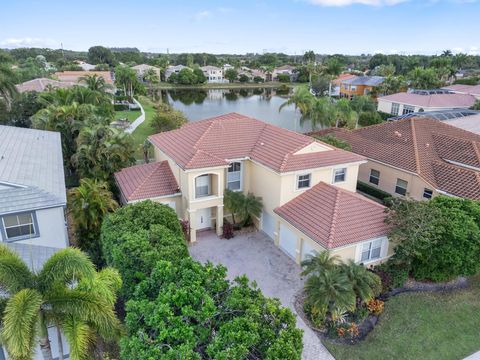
[356,181,392,204]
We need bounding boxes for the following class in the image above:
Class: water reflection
[152,88,316,133]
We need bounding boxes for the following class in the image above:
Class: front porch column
[216,205,224,236]
[295,237,303,265]
[188,209,197,243]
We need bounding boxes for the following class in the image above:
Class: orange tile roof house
[115,113,392,266]
[315,117,480,201]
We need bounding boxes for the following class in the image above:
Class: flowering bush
[367,299,385,316]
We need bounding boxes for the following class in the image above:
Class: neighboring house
[54,70,114,85]
[314,117,480,201]
[115,113,391,266]
[165,65,188,80]
[339,76,384,99]
[73,60,96,71]
[15,78,76,93]
[0,125,69,360]
[200,66,226,83]
[330,73,357,96]
[377,90,476,115]
[132,64,161,81]
[222,64,234,72]
[442,84,480,100]
[388,109,480,135]
[272,65,297,82]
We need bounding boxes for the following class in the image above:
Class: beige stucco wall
[274,214,392,266]
[358,160,438,201]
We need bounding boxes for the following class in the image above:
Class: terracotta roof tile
[274,182,389,249]
[149,113,365,172]
[114,161,180,202]
[312,118,480,200]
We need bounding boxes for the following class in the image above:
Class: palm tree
[141,139,152,164]
[68,178,118,233]
[279,85,314,120]
[301,251,340,276]
[143,68,159,84]
[0,64,18,110]
[332,99,359,129]
[0,245,121,360]
[308,97,335,130]
[223,189,243,225]
[79,74,112,93]
[304,267,356,321]
[238,192,263,227]
[341,260,381,303]
[441,49,453,57]
[322,58,343,97]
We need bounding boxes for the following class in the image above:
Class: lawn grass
[114,109,141,123]
[325,277,480,360]
[130,96,157,159]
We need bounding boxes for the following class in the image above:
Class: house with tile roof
[115,113,392,265]
[442,84,480,100]
[0,125,69,359]
[313,117,480,201]
[53,70,114,85]
[132,64,161,81]
[15,78,76,93]
[377,91,476,116]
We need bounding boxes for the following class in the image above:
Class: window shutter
[381,237,389,258]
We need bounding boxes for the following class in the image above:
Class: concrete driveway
[189,231,334,360]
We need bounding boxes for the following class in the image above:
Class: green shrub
[121,259,303,359]
[386,197,480,282]
[114,104,129,111]
[356,181,392,204]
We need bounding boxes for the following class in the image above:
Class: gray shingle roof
[0,126,66,215]
[8,242,60,272]
[342,76,384,86]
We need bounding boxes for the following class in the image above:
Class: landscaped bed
[324,276,480,360]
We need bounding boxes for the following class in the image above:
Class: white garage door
[301,240,318,261]
[261,210,276,239]
[279,223,298,259]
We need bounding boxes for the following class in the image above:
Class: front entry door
[196,208,211,230]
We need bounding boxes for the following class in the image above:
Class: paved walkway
[465,351,480,360]
[189,231,334,360]
[125,98,145,134]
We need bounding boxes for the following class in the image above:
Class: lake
[155,88,314,133]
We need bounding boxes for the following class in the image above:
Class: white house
[200,66,226,83]
[377,91,477,116]
[0,125,69,360]
[165,65,188,81]
[132,64,161,81]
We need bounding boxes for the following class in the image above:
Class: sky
[1,0,479,55]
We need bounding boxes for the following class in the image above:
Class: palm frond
[37,248,95,291]
[1,289,42,360]
[61,316,94,360]
[0,244,34,294]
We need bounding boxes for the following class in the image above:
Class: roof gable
[274,182,389,249]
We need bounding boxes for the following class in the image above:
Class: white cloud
[307,0,408,6]
[0,37,58,48]
[193,10,212,21]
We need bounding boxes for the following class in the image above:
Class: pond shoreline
[152,82,299,90]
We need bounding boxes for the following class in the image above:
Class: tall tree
[68,179,118,264]
[0,245,121,360]
[0,64,19,110]
[87,46,116,66]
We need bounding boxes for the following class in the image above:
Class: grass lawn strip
[325,276,480,360]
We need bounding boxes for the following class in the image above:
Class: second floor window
[2,212,37,241]
[195,175,210,198]
[333,168,347,183]
[297,173,311,189]
[369,169,380,185]
[395,178,408,196]
[403,105,415,115]
[423,188,433,199]
[361,238,383,262]
[227,162,242,191]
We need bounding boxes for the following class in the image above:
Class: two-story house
[339,76,384,99]
[314,117,480,201]
[200,66,226,83]
[115,113,391,265]
[0,125,69,359]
